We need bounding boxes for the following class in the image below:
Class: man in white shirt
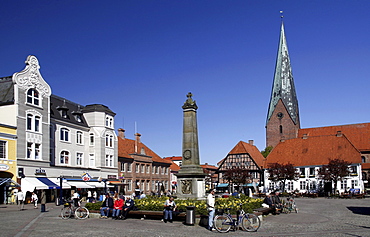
[206,189,215,231]
[17,190,25,211]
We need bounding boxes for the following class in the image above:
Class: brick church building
[264,20,369,194]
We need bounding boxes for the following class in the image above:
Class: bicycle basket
[215,209,224,215]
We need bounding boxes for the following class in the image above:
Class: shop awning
[66,181,94,189]
[37,177,60,189]
[0,178,20,187]
[109,181,126,185]
[243,183,259,187]
[216,183,229,188]
[21,178,49,192]
[48,178,71,189]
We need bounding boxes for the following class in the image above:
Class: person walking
[40,190,46,212]
[31,192,38,208]
[87,190,92,203]
[163,196,177,223]
[206,189,216,231]
[16,189,25,211]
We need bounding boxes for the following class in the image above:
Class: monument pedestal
[176,173,206,200]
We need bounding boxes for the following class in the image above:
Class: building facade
[117,129,171,196]
[0,55,118,201]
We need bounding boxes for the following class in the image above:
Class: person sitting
[112,195,124,220]
[262,192,273,208]
[121,196,135,220]
[163,196,177,223]
[100,193,114,219]
[271,191,282,214]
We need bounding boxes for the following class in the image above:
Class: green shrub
[85,201,103,211]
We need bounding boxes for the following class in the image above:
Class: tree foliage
[261,146,273,158]
[317,158,351,194]
[223,167,251,187]
[267,162,299,191]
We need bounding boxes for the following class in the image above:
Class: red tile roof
[201,164,218,170]
[362,163,370,169]
[266,134,362,167]
[228,141,266,168]
[299,123,370,152]
[163,156,182,161]
[170,161,180,171]
[118,137,172,164]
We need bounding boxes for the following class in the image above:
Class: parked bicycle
[60,199,89,220]
[282,197,298,214]
[213,203,261,233]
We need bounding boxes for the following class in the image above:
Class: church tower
[266,20,300,148]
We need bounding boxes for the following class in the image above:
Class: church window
[279,125,283,134]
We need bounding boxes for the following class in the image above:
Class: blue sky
[1,1,370,166]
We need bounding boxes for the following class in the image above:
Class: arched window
[60,128,69,141]
[60,151,69,164]
[89,133,94,146]
[27,88,40,106]
[76,131,83,144]
[27,114,33,130]
[35,116,40,132]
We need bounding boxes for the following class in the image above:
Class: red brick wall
[266,99,300,148]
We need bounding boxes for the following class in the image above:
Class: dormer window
[141,148,146,155]
[72,105,83,122]
[57,100,69,119]
[27,88,39,106]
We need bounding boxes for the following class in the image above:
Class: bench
[129,210,186,220]
[253,207,273,215]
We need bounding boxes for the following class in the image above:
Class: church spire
[266,20,300,126]
[265,18,300,148]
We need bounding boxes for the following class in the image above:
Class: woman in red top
[112,195,124,219]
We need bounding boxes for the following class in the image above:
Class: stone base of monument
[176,176,206,200]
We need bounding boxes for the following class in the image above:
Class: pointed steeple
[266,21,300,126]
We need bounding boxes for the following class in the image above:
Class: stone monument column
[176,92,206,199]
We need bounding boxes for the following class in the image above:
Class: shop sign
[108,175,117,179]
[81,172,91,181]
[35,168,46,175]
[0,164,10,171]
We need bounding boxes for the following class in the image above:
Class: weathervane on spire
[280,10,284,19]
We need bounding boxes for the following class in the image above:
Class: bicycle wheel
[75,207,89,219]
[61,207,72,219]
[214,214,233,233]
[241,214,261,232]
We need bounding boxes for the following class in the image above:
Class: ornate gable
[12,55,51,97]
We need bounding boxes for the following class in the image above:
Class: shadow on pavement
[347,206,370,216]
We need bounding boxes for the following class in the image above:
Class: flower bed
[86,195,263,216]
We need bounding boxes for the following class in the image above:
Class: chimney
[118,128,125,139]
[135,133,141,143]
[336,131,342,137]
[248,140,254,146]
[303,134,308,139]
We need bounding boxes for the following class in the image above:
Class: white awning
[48,178,71,189]
[88,181,114,188]
[66,181,94,189]
[21,178,48,193]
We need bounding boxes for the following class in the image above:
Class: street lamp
[57,175,64,205]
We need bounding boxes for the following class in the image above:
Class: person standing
[40,190,46,212]
[72,191,80,207]
[207,189,215,231]
[87,190,92,203]
[31,192,38,208]
[93,191,97,202]
[163,196,177,223]
[17,189,25,211]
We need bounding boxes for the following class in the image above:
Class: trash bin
[185,206,196,225]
